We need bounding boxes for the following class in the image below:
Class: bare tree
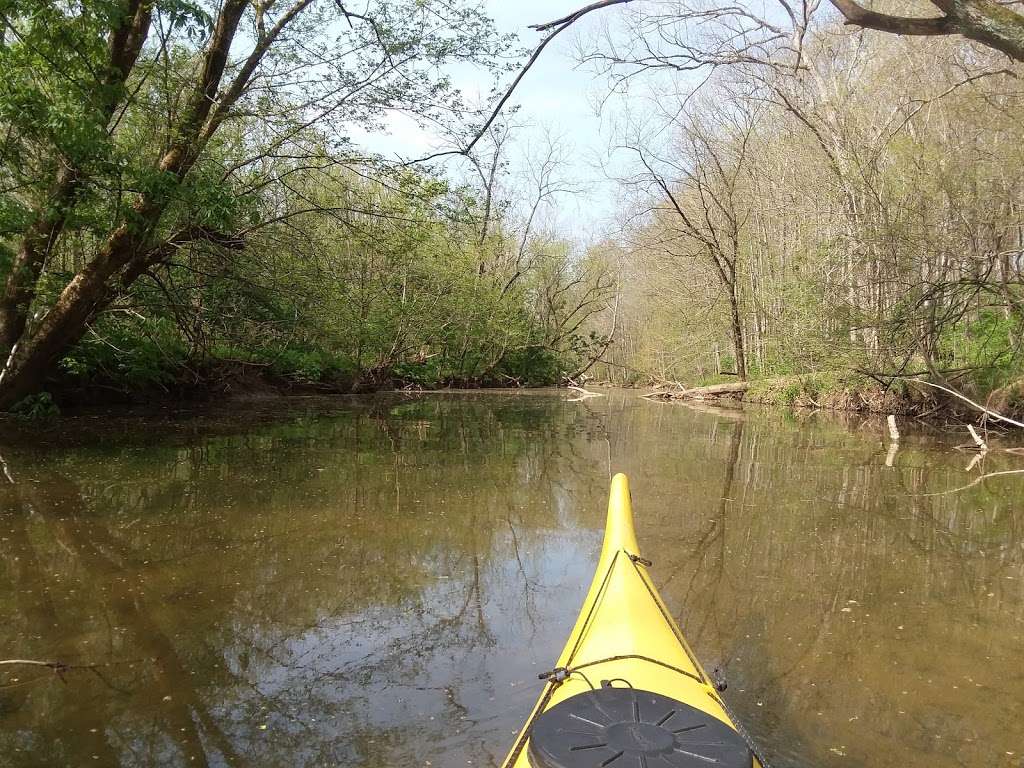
[618,100,759,379]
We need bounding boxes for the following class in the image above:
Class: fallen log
[644,381,750,400]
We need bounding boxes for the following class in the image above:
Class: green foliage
[494,347,565,387]
[36,158,594,398]
[266,347,355,385]
[0,0,529,407]
[392,358,444,388]
[779,378,802,406]
[939,310,1022,392]
[60,315,187,390]
[10,391,60,420]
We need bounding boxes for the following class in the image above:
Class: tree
[593,21,1023,401]
[531,0,1024,77]
[0,0,510,407]
[472,0,1023,152]
[617,101,760,380]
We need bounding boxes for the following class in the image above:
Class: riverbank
[10,359,1024,428]
[632,370,1024,424]
[11,354,565,418]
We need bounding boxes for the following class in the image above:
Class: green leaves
[0,0,548,400]
[154,0,213,40]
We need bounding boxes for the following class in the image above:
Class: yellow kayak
[501,473,762,768]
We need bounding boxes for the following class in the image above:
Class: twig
[465,0,635,154]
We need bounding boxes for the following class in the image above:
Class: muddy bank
[27,360,546,413]
[635,371,1024,424]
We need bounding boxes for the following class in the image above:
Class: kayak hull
[500,473,759,768]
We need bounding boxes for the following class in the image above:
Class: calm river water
[1,390,1022,767]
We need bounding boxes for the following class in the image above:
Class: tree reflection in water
[0,392,1021,767]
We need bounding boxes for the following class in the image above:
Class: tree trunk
[0,0,154,356]
[0,219,148,408]
[0,0,249,409]
[728,281,747,380]
[0,168,81,353]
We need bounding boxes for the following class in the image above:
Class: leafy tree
[0,0,511,407]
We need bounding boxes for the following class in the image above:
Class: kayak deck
[501,473,759,768]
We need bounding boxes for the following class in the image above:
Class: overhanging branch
[828,0,952,35]
[465,0,636,154]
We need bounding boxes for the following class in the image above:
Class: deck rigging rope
[712,684,773,768]
[630,554,771,768]
[630,548,770,765]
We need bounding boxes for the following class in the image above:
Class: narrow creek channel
[1,390,1021,767]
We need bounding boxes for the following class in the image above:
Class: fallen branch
[885,441,899,467]
[884,415,900,467]
[0,656,148,687]
[0,658,73,682]
[645,381,750,400]
[887,414,900,442]
[904,378,1024,429]
[649,377,687,391]
[0,659,69,668]
[567,385,603,402]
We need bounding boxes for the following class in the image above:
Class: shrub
[10,391,60,420]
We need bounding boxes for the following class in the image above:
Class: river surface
[1,390,1022,768]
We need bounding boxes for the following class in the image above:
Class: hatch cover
[527,687,752,768]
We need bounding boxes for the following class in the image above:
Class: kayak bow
[501,473,760,768]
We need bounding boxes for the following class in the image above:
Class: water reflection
[1,393,1022,767]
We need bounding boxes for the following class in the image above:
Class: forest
[1,0,1023,417]
[590,20,1024,417]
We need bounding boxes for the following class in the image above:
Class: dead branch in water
[567,385,603,402]
[1,657,147,672]
[966,424,988,451]
[887,415,900,442]
[0,656,152,690]
[901,378,1024,428]
[0,658,76,684]
[0,659,70,669]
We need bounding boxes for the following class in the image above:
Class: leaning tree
[0,0,510,407]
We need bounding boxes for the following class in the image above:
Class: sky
[349,0,632,244]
